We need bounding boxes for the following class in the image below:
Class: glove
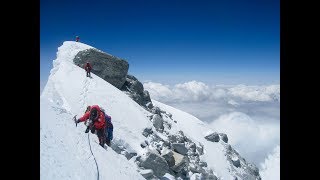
[85,126,90,133]
[75,119,81,127]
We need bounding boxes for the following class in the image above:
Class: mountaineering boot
[99,136,105,147]
[99,142,104,147]
[90,126,96,134]
[106,139,111,147]
[85,126,90,133]
[91,128,95,134]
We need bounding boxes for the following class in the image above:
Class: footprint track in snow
[80,77,91,110]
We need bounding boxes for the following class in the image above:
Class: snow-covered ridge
[50,41,94,76]
[41,41,262,180]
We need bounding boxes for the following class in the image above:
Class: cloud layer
[209,112,280,165]
[143,81,280,103]
[144,80,280,172]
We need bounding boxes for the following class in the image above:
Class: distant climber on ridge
[84,62,92,77]
[75,36,80,42]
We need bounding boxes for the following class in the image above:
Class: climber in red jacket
[84,62,92,77]
[75,105,107,147]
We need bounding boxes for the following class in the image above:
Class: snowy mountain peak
[41,41,261,180]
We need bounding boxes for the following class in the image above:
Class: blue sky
[41,0,279,91]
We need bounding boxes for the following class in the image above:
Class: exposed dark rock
[139,151,169,177]
[120,75,153,108]
[219,133,228,143]
[74,48,129,89]
[205,132,220,142]
[142,127,153,137]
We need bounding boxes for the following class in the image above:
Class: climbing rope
[88,133,100,180]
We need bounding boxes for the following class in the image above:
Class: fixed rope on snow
[73,115,100,180]
[88,132,100,180]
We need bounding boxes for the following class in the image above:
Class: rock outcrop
[121,75,153,109]
[73,48,129,89]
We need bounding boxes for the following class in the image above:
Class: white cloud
[143,81,280,103]
[211,88,228,99]
[209,112,280,166]
[172,81,212,102]
[144,81,280,168]
[144,81,214,102]
[260,145,280,180]
[228,84,280,102]
[143,82,173,102]
[227,99,239,106]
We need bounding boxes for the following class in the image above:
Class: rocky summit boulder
[73,48,129,89]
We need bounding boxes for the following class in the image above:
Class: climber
[75,105,107,147]
[84,62,92,77]
[76,36,80,42]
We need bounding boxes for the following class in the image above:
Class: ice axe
[73,115,77,127]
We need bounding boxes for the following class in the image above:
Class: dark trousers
[86,71,91,77]
[96,128,106,147]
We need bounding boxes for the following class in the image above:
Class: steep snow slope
[41,41,260,180]
[40,97,144,180]
[41,41,148,180]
